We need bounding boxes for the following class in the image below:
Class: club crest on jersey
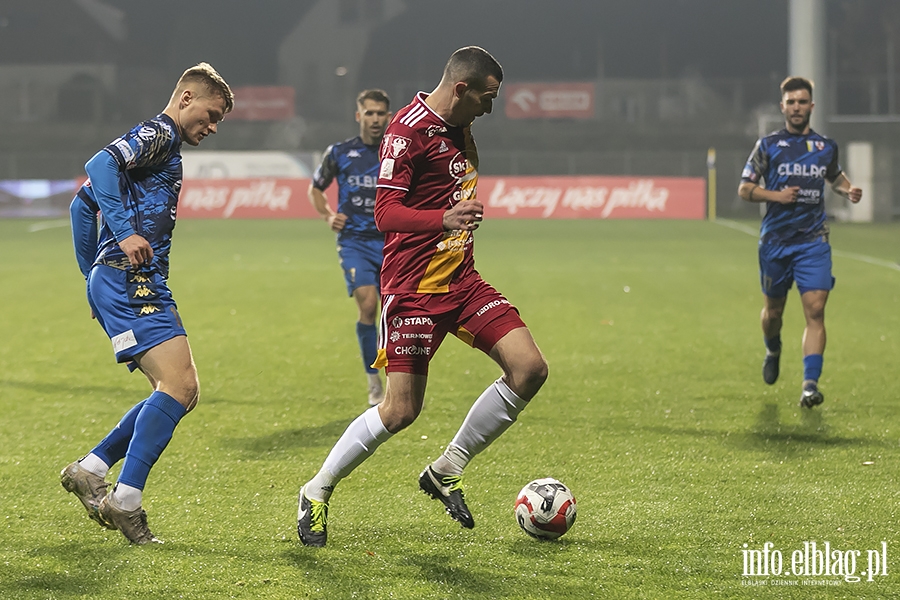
[382,134,412,159]
[806,140,825,152]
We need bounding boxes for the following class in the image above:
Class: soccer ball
[514,478,577,540]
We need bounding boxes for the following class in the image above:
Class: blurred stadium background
[0,0,898,221]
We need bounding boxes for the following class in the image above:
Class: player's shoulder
[808,129,838,147]
[331,136,364,153]
[128,113,177,142]
[389,93,447,137]
[760,128,790,144]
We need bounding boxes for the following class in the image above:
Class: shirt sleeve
[84,150,135,242]
[311,144,338,191]
[69,194,99,278]
[825,141,842,182]
[741,139,767,185]
[374,187,445,232]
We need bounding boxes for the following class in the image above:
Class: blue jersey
[312,136,382,241]
[71,114,183,278]
[741,129,842,245]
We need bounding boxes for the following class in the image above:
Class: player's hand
[774,186,800,204]
[119,234,153,268]
[328,213,348,233]
[848,187,863,204]
[443,200,484,231]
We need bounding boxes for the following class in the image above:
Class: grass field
[1,217,899,599]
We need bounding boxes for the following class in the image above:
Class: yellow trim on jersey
[415,128,480,294]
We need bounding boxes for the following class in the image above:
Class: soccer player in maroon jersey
[298,47,548,547]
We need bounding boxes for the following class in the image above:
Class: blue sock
[803,354,824,382]
[357,322,378,374]
[118,391,187,490]
[764,335,782,354]
[91,400,146,467]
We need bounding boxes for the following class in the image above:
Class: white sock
[111,482,142,512]
[79,453,110,479]
[305,406,392,502]
[432,378,528,475]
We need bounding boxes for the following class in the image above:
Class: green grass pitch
[1,217,898,599]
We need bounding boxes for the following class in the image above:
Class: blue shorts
[337,236,383,296]
[86,265,187,364]
[759,238,834,298]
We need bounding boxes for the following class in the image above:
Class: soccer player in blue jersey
[60,63,233,544]
[739,76,862,408]
[308,89,391,406]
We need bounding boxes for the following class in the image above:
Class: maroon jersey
[375,92,480,294]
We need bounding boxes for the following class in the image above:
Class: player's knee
[177,374,201,412]
[380,402,420,434]
[513,354,548,400]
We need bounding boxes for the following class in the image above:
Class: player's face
[780,89,813,133]
[179,90,227,146]
[457,76,501,125]
[356,100,391,145]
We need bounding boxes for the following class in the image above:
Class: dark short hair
[443,46,504,90]
[780,76,813,99]
[357,89,390,109]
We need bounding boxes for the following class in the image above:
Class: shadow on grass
[0,541,124,599]
[222,419,354,456]
[744,402,869,448]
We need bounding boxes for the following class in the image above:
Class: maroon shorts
[374,273,526,375]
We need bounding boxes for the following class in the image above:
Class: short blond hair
[175,62,234,113]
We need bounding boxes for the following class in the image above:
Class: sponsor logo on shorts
[139,304,161,315]
[390,331,401,342]
[476,299,509,317]
[392,316,404,329]
[395,345,431,356]
[133,285,155,299]
[401,332,433,340]
[402,317,433,326]
[111,329,138,354]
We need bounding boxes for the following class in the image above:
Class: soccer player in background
[308,89,391,406]
[297,46,548,547]
[738,76,862,408]
[61,63,233,544]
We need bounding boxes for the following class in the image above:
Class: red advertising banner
[479,176,706,220]
[178,178,317,219]
[176,176,705,220]
[505,83,595,119]
[228,86,295,121]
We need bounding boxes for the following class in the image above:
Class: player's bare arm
[442,200,484,231]
[308,185,347,232]
[119,233,154,267]
[829,173,863,204]
[738,182,799,204]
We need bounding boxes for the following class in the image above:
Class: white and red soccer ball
[514,478,577,540]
